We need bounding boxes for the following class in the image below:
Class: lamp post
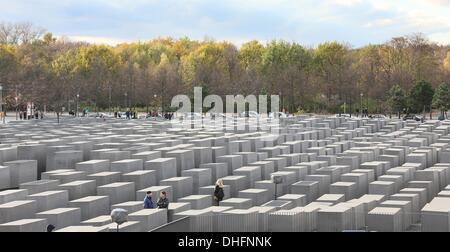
[279,92,283,113]
[76,93,79,117]
[360,93,363,118]
[108,84,112,115]
[15,96,18,120]
[124,92,128,109]
[0,84,4,124]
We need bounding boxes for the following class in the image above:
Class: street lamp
[279,92,283,113]
[124,92,128,109]
[108,84,112,115]
[76,93,79,117]
[360,93,363,118]
[15,96,18,120]
[0,84,4,124]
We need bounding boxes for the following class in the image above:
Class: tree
[73,45,120,111]
[181,42,237,96]
[0,22,45,44]
[408,80,434,114]
[444,51,450,72]
[238,40,264,95]
[50,49,78,122]
[2,20,450,116]
[433,83,450,117]
[0,44,17,84]
[314,42,353,112]
[388,84,406,118]
[261,41,313,112]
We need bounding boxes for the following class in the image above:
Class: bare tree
[0,21,45,44]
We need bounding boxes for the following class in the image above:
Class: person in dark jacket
[143,191,154,209]
[214,179,225,206]
[47,224,55,232]
[156,191,169,208]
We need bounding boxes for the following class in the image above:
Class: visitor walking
[214,179,225,206]
[143,191,154,209]
[156,191,169,208]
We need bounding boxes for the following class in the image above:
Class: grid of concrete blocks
[1,115,450,232]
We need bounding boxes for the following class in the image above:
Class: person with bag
[214,179,225,206]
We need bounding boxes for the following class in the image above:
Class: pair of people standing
[143,191,169,209]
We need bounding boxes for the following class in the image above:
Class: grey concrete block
[168,202,192,222]
[248,161,275,180]
[80,215,112,227]
[200,163,229,182]
[166,149,195,176]
[128,209,167,231]
[55,225,108,232]
[75,160,110,174]
[4,160,38,187]
[69,196,110,221]
[290,181,319,203]
[111,201,144,214]
[160,177,193,200]
[132,151,161,162]
[277,194,307,207]
[233,166,261,188]
[36,207,82,230]
[238,189,270,206]
[87,171,121,186]
[48,171,87,184]
[121,170,156,190]
[178,195,212,209]
[0,200,37,223]
[182,169,212,194]
[58,180,97,200]
[110,159,143,173]
[0,189,28,204]
[367,207,403,232]
[369,181,395,196]
[27,190,69,212]
[0,165,10,189]
[216,155,243,174]
[144,158,177,183]
[97,182,135,205]
[330,182,356,201]
[0,218,47,232]
[221,176,248,198]
[220,198,253,209]
[20,180,59,195]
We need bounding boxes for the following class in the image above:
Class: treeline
[0,21,449,114]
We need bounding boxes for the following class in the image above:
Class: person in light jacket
[214,179,225,206]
